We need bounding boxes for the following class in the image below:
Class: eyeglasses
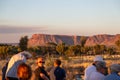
[38,61,45,63]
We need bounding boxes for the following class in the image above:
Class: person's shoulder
[85,65,96,72]
[57,67,64,70]
[58,67,66,73]
[61,68,65,72]
[86,65,93,69]
[34,67,40,72]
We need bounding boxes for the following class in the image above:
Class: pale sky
[0,0,120,43]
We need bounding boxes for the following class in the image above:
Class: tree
[56,43,66,55]
[107,47,116,55]
[19,36,28,51]
[93,44,101,55]
[80,36,87,47]
[115,40,120,51]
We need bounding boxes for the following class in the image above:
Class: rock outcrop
[85,34,120,46]
[28,34,82,47]
[28,34,120,47]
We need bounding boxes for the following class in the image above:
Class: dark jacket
[50,66,66,80]
[2,62,8,80]
[34,66,49,80]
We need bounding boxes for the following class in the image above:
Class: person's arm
[40,73,49,80]
[62,69,66,80]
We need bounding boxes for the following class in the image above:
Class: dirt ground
[0,55,120,80]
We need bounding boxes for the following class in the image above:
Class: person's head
[37,57,45,67]
[54,59,61,67]
[17,63,32,80]
[93,55,104,65]
[110,64,120,73]
[95,61,107,75]
[20,51,32,59]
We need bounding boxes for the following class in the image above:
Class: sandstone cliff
[28,34,120,47]
[28,34,81,47]
[85,34,120,46]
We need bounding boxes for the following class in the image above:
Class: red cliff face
[28,34,120,47]
[85,34,120,46]
[28,34,81,47]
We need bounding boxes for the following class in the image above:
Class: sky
[0,0,120,43]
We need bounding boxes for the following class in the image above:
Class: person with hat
[5,51,32,80]
[104,64,120,80]
[89,61,107,80]
[84,55,105,80]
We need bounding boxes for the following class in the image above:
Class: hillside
[28,34,120,47]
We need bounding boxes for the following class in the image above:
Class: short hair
[54,59,61,66]
[95,61,106,70]
[110,64,120,73]
[17,63,32,80]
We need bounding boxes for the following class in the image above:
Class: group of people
[84,55,120,80]
[31,57,66,80]
[2,51,120,80]
[2,51,66,80]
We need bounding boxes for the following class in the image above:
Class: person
[2,59,9,80]
[17,63,32,80]
[5,51,32,80]
[49,59,66,80]
[89,61,107,80]
[31,57,49,80]
[104,64,120,80]
[84,55,105,80]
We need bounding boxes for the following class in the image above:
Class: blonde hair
[17,63,32,80]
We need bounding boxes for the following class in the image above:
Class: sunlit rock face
[28,34,120,47]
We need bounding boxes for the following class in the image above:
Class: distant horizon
[0,32,120,43]
[0,0,120,43]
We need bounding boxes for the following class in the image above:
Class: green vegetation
[0,36,120,59]
[19,36,28,51]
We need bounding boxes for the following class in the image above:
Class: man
[5,51,32,80]
[89,61,107,80]
[104,64,120,80]
[31,57,49,80]
[84,55,105,80]
[49,59,66,80]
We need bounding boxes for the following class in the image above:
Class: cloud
[0,25,47,34]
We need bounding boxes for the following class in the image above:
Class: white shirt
[84,65,96,80]
[6,53,26,78]
[89,71,105,80]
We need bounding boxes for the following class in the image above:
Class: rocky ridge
[28,34,120,47]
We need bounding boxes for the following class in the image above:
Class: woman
[17,63,32,80]
[31,57,49,80]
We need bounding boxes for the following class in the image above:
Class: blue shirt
[104,72,120,80]
[55,67,66,80]
[50,66,66,80]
